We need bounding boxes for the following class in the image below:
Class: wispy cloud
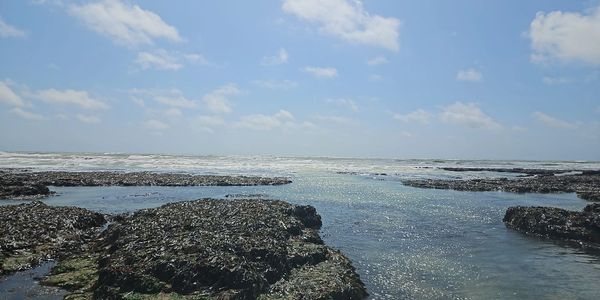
[134,49,208,71]
[68,0,182,46]
[440,102,501,129]
[367,55,388,66]
[326,98,358,112]
[456,68,483,82]
[261,48,289,66]
[532,111,579,129]
[282,0,400,51]
[235,109,315,131]
[252,79,298,90]
[0,81,25,107]
[11,108,44,121]
[302,66,338,78]
[202,84,241,114]
[76,114,101,124]
[542,76,572,85]
[36,89,109,110]
[529,6,600,65]
[0,16,26,38]
[393,109,431,125]
[143,119,169,130]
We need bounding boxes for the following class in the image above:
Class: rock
[439,167,578,176]
[503,204,600,252]
[0,202,106,275]
[402,173,600,201]
[44,199,367,299]
[0,169,292,200]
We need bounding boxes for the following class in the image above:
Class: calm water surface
[1,153,599,299]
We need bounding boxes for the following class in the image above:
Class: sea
[1,151,600,299]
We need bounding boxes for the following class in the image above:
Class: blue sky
[0,0,599,160]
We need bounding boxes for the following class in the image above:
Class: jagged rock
[503,204,600,252]
[0,202,106,275]
[43,199,367,300]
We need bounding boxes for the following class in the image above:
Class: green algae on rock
[0,201,107,275]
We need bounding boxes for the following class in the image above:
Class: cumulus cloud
[36,89,109,110]
[76,114,101,124]
[135,49,207,71]
[282,0,400,51]
[68,0,181,46]
[529,7,600,65]
[0,16,26,38]
[326,98,358,112]
[143,119,169,130]
[367,55,388,66]
[302,66,338,78]
[532,111,579,129]
[252,79,298,90]
[440,102,501,129]
[0,81,25,107]
[456,69,483,82]
[11,108,44,121]
[393,109,431,125]
[202,84,241,114]
[261,48,289,65]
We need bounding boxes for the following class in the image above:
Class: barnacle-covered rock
[45,198,367,299]
[0,201,106,275]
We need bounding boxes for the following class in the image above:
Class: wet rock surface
[402,172,600,201]
[43,199,367,300]
[439,167,584,176]
[503,204,600,252]
[0,169,292,200]
[0,202,106,276]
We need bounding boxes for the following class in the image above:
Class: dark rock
[403,173,600,201]
[44,199,367,299]
[503,204,600,252]
[0,201,106,275]
[0,169,292,200]
[439,167,579,176]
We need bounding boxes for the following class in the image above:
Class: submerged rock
[0,202,106,275]
[44,199,367,299]
[402,173,600,201]
[0,169,292,200]
[503,204,600,252]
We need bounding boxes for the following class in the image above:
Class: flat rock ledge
[40,199,367,300]
[503,204,600,252]
[0,170,292,200]
[0,201,107,275]
[402,173,600,201]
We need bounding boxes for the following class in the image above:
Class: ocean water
[1,152,600,299]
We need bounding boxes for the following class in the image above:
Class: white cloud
[367,55,388,66]
[532,111,579,129]
[542,76,572,85]
[164,108,182,117]
[235,109,314,131]
[192,115,226,134]
[440,102,501,129]
[143,119,169,130]
[314,115,351,124]
[261,48,289,65]
[129,88,197,108]
[393,109,431,125]
[0,16,26,38]
[11,108,44,121]
[36,89,109,110]
[68,0,181,46]
[202,84,241,114]
[252,79,298,90]
[326,98,358,112]
[456,69,483,82]
[302,66,338,78]
[155,95,196,108]
[282,0,400,51]
[135,49,207,71]
[76,114,100,124]
[529,7,600,65]
[0,81,25,107]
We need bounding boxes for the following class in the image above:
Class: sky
[0,0,599,160]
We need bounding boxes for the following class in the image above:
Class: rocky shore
[503,204,600,252]
[0,169,292,200]
[402,171,600,201]
[0,202,107,276]
[1,199,367,299]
